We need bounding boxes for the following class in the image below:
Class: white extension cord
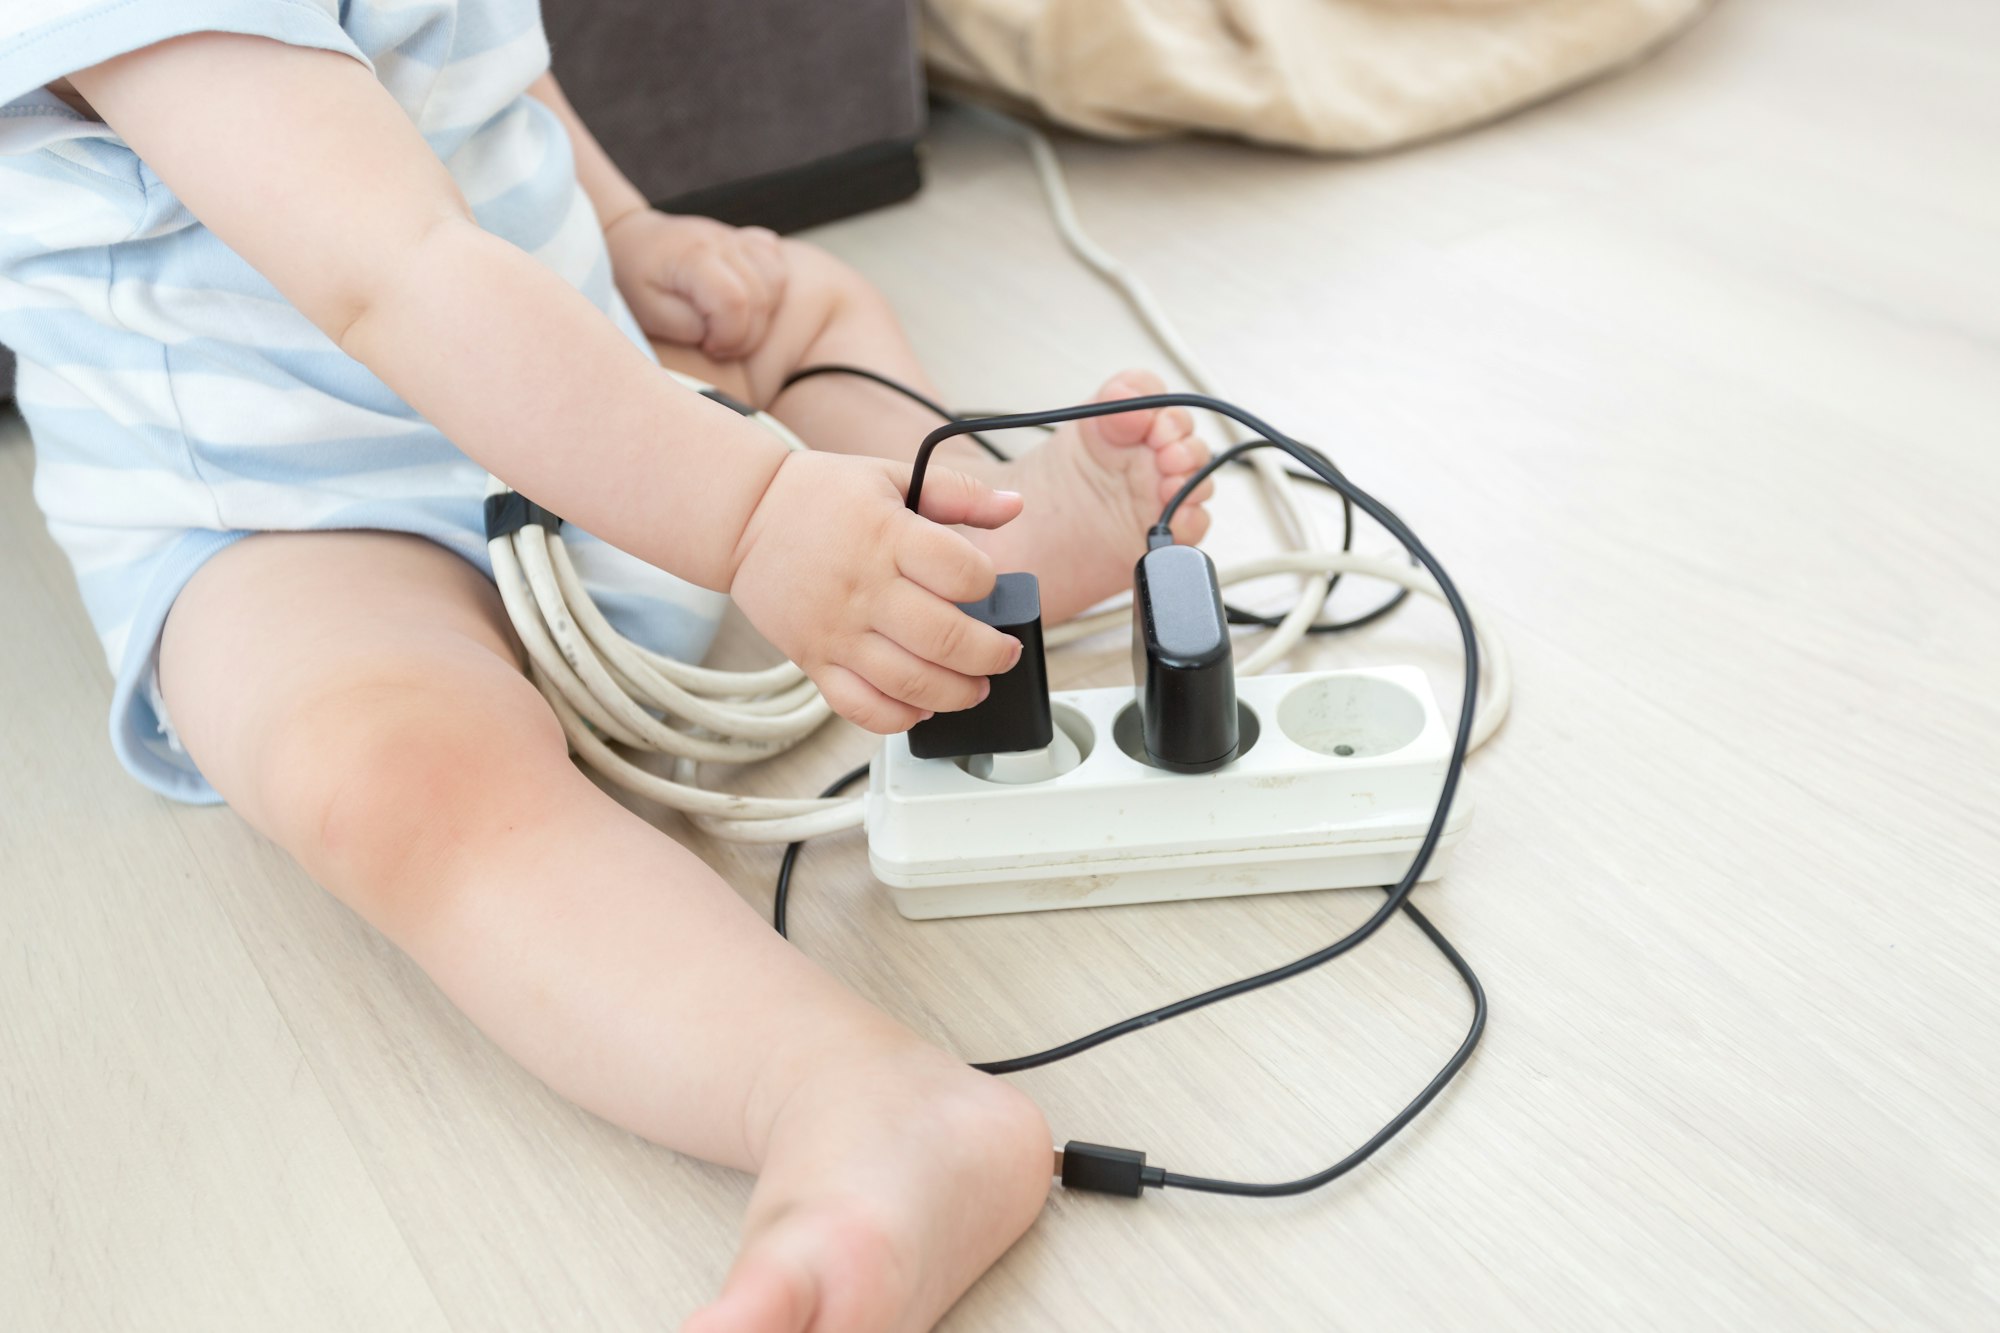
[486,115,1512,842]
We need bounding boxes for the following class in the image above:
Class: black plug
[1059,1141,1166,1198]
[907,572,1053,760]
[1131,536,1239,773]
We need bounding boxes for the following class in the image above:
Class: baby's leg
[158,531,1052,1332]
[648,242,949,462]
[654,242,1215,623]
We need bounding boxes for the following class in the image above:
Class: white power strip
[867,667,1470,920]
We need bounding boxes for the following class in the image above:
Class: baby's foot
[681,1048,1053,1333]
[970,370,1214,624]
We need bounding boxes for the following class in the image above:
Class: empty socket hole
[1277,675,1426,759]
[1112,700,1261,770]
[1051,704,1095,763]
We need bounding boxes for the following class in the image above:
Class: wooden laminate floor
[5,1,1996,1327]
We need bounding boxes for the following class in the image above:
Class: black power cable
[773,389,1487,1200]
[778,363,1410,634]
[779,363,1010,462]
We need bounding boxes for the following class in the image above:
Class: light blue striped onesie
[0,0,726,804]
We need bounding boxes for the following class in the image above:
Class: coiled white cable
[486,371,858,842]
[488,126,1511,842]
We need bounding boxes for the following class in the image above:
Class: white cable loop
[539,530,829,747]
[484,122,1508,841]
[485,385,860,836]
[518,525,789,764]
[535,669,862,826]
[688,802,869,844]
[490,525,651,748]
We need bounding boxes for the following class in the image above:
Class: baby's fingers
[848,633,992,714]
[739,227,787,298]
[815,663,926,735]
[878,582,1023,679]
[909,466,1023,531]
[640,288,706,346]
[894,513,998,604]
[716,244,778,352]
[681,253,755,354]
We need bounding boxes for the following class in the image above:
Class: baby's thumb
[643,289,706,346]
[911,467,1023,530]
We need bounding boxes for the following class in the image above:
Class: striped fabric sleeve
[0,0,369,122]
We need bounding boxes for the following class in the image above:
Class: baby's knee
[256,655,565,931]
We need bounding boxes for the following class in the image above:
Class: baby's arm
[74,34,772,588]
[71,34,1022,729]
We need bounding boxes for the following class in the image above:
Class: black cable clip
[483,491,563,541]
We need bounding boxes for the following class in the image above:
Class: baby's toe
[1149,405,1197,449]
[680,1249,814,1333]
[1156,415,1212,483]
[1170,502,1214,545]
[1089,370,1168,447]
[1161,468,1217,507]
[1150,442,1191,475]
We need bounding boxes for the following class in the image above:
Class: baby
[0,2,1214,1330]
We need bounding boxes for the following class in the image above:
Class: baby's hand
[729,453,1027,734]
[606,211,786,360]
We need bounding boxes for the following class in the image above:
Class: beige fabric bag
[922,0,1713,152]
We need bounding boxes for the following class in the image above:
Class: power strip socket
[867,667,1471,920]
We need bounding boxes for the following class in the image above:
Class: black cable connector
[1060,1142,1166,1197]
[482,491,562,541]
[697,385,760,417]
[778,363,1010,461]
